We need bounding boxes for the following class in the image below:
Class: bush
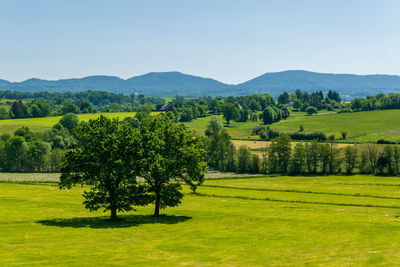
[288,131,326,141]
[377,139,397,144]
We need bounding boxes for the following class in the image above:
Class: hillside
[2,70,400,98]
[238,70,400,98]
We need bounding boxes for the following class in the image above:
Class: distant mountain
[237,70,400,98]
[125,72,230,96]
[1,70,400,99]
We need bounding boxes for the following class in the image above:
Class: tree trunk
[154,193,161,216]
[110,208,117,221]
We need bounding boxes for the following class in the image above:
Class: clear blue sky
[1,0,399,83]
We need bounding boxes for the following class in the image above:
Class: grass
[183,115,261,139]
[272,109,400,143]
[1,175,400,265]
[0,112,160,134]
[183,110,400,143]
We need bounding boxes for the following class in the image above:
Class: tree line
[0,90,165,119]
[350,93,400,112]
[206,117,400,176]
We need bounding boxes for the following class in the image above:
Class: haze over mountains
[1,70,400,99]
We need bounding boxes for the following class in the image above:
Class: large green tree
[222,103,240,126]
[137,116,207,216]
[60,116,147,220]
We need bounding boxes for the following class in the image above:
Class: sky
[1,0,400,84]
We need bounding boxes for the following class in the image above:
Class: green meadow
[182,109,400,143]
[273,109,400,143]
[0,112,149,134]
[1,109,400,143]
[182,115,260,139]
[1,175,400,265]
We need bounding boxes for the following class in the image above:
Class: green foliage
[289,143,305,174]
[262,107,276,125]
[205,116,224,136]
[268,135,292,173]
[60,116,148,220]
[344,146,358,174]
[59,113,79,134]
[0,136,28,171]
[137,116,207,215]
[10,100,28,118]
[236,145,252,173]
[306,106,318,115]
[222,103,240,126]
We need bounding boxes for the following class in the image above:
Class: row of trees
[0,113,81,172]
[278,90,342,111]
[351,93,400,112]
[206,118,400,175]
[0,90,167,119]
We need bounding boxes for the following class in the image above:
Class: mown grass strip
[194,192,400,209]
[337,182,400,187]
[202,184,400,200]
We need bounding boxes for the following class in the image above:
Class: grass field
[0,112,160,134]
[272,109,400,143]
[183,115,261,139]
[1,175,400,265]
[183,110,400,143]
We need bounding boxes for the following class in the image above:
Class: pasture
[273,109,400,143]
[183,109,400,143]
[1,175,400,265]
[0,112,152,134]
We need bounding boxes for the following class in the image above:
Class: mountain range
[2,70,400,99]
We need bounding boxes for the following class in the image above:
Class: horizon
[1,0,400,84]
[3,69,400,84]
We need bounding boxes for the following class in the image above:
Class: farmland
[1,175,400,265]
[183,109,400,143]
[1,109,400,144]
[0,112,151,134]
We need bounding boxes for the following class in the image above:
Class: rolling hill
[1,70,400,98]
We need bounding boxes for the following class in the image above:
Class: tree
[59,113,79,134]
[0,136,28,171]
[268,135,292,173]
[205,116,223,136]
[293,99,302,110]
[289,143,305,174]
[208,99,221,114]
[306,140,319,174]
[60,116,147,220]
[207,129,235,171]
[137,116,207,216]
[79,100,96,113]
[28,140,51,172]
[61,101,80,114]
[262,107,276,125]
[305,106,318,116]
[179,107,193,122]
[236,145,252,173]
[278,92,289,104]
[0,107,9,119]
[351,98,363,111]
[367,145,378,174]
[344,146,358,174]
[10,100,28,118]
[30,100,52,117]
[222,103,240,126]
[239,108,249,122]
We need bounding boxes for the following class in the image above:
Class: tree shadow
[37,214,191,229]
